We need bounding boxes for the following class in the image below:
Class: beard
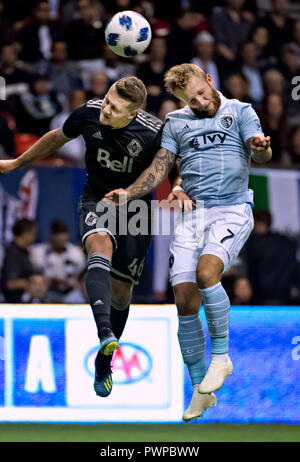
[191,88,221,119]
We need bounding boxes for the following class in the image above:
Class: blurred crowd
[0,0,300,305]
[0,0,300,167]
[0,210,299,305]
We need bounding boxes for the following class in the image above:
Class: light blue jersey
[161,92,264,207]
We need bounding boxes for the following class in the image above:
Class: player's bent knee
[196,255,223,289]
[84,232,113,258]
[111,299,131,311]
[174,292,200,316]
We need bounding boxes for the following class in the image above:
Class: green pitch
[0,423,299,442]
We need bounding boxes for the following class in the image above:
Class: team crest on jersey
[219,114,234,130]
[127,139,143,158]
[85,211,98,226]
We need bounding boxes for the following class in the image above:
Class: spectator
[21,272,61,303]
[63,269,88,303]
[263,68,284,96]
[0,0,16,49]
[1,218,37,302]
[37,40,83,95]
[86,70,108,100]
[239,41,264,110]
[251,26,277,72]
[289,126,300,165]
[223,72,251,103]
[16,0,63,63]
[136,0,171,38]
[166,9,200,65]
[289,19,300,62]
[0,44,31,97]
[191,31,220,91]
[259,0,294,63]
[6,73,62,136]
[0,114,15,158]
[210,0,254,71]
[259,93,288,164]
[77,43,136,91]
[244,210,298,305]
[231,276,254,305]
[137,36,169,114]
[30,219,86,298]
[65,0,105,61]
[50,88,87,167]
[280,44,300,81]
[157,98,179,121]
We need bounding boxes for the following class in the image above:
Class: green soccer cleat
[99,327,119,356]
[94,352,114,397]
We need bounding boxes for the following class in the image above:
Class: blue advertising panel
[0,319,4,406]
[184,306,300,423]
[0,305,299,422]
[13,319,66,407]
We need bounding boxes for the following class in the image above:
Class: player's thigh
[173,282,202,316]
[78,194,117,257]
[111,276,133,306]
[111,232,152,285]
[202,203,254,273]
[169,231,200,288]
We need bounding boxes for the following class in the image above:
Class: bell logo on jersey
[97,148,133,173]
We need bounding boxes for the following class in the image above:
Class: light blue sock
[177,313,207,385]
[200,282,230,355]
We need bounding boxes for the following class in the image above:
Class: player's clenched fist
[0,159,18,175]
[250,135,271,152]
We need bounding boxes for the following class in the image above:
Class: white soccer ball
[105,10,152,58]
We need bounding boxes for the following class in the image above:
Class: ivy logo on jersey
[127,139,143,158]
[189,133,227,149]
[219,114,234,130]
[85,211,98,226]
[85,342,152,385]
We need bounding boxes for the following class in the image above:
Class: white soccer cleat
[182,387,217,423]
[198,356,233,394]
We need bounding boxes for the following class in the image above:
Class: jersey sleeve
[61,104,86,139]
[160,117,179,155]
[239,104,265,143]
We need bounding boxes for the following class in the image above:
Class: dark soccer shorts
[78,193,153,285]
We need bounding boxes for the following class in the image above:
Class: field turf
[0,423,299,442]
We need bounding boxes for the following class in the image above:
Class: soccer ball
[105,10,152,58]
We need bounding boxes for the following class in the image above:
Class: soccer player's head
[100,76,147,129]
[164,63,221,118]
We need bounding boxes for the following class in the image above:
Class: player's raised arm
[246,135,272,163]
[105,147,176,204]
[0,128,70,175]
